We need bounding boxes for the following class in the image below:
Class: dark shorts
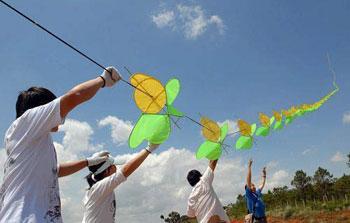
[253,216,267,223]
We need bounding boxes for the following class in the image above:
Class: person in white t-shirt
[82,143,159,223]
[186,159,230,223]
[0,67,121,223]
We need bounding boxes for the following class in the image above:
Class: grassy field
[230,209,350,223]
[229,200,350,223]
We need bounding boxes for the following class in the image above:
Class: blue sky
[0,0,349,221]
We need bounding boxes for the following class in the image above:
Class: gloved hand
[100,66,121,87]
[145,143,160,153]
[86,151,110,166]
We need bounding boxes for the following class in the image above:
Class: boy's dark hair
[85,161,108,189]
[16,87,57,118]
[187,169,202,187]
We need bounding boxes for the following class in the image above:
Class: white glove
[86,151,110,166]
[145,143,160,153]
[100,66,121,87]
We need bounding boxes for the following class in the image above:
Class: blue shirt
[245,187,266,218]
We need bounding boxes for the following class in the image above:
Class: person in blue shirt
[245,159,267,223]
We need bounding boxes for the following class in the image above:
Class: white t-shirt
[0,98,63,223]
[187,167,230,223]
[82,169,126,223]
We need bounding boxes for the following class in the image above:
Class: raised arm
[259,167,267,191]
[122,144,159,178]
[60,67,120,118]
[209,159,218,171]
[58,151,109,177]
[246,159,253,188]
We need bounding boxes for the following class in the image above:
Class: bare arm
[60,77,104,118]
[246,159,253,188]
[209,159,218,171]
[58,160,88,177]
[259,167,266,191]
[122,149,150,178]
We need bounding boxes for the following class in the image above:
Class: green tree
[313,167,334,201]
[291,170,312,202]
[333,174,350,199]
[272,186,289,207]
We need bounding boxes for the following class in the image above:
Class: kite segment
[128,76,183,148]
[196,120,229,160]
[235,119,256,150]
[255,113,275,137]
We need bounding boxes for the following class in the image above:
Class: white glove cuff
[145,144,159,153]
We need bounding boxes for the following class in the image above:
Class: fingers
[99,151,110,157]
[92,150,110,157]
[248,158,253,166]
[101,66,121,87]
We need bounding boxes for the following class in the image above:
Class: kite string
[0,0,153,98]
[326,52,338,89]
[184,115,214,133]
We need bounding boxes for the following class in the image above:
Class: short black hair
[187,169,202,187]
[16,87,57,118]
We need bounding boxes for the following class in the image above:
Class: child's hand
[248,158,253,168]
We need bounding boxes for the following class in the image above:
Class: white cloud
[331,151,346,163]
[152,10,175,28]
[54,142,78,163]
[343,112,350,124]
[177,4,208,39]
[266,170,290,189]
[302,148,318,156]
[302,148,312,155]
[151,4,225,40]
[98,116,133,146]
[59,119,101,154]
[266,160,278,170]
[209,15,225,35]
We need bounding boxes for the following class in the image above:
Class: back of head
[187,169,202,187]
[86,161,107,189]
[16,87,57,118]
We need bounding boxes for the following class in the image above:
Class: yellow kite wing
[200,117,221,142]
[130,73,166,114]
[237,119,251,136]
[273,110,282,122]
[259,113,270,127]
